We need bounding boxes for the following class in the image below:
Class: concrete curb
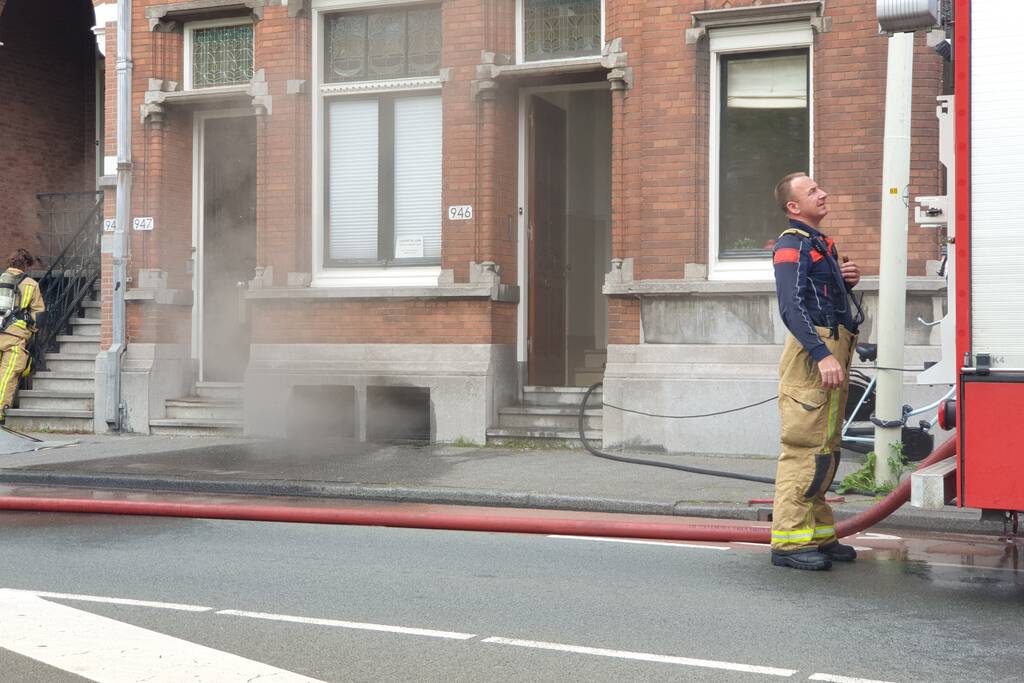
[0,469,1001,536]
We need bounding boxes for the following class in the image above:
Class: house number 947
[448,205,473,221]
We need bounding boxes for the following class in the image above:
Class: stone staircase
[150,381,243,436]
[486,386,602,446]
[7,299,101,433]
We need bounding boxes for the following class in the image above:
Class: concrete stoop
[149,382,243,436]
[486,386,602,446]
[6,297,101,434]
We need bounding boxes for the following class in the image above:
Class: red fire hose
[0,438,955,543]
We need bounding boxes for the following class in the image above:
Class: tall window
[321,6,442,267]
[186,21,254,89]
[717,50,809,260]
[522,0,602,62]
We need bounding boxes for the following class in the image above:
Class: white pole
[107,0,131,431]
[874,31,915,487]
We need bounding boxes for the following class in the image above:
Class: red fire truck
[950,0,1024,513]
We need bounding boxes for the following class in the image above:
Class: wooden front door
[528,96,568,386]
[201,116,256,382]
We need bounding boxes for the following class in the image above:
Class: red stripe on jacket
[773,248,800,265]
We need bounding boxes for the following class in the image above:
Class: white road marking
[809,673,895,683]
[0,587,901,682]
[0,589,323,682]
[218,608,477,640]
[548,535,731,550]
[855,533,903,541]
[14,589,211,612]
[482,636,797,677]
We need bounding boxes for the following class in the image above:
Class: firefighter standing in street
[770,173,863,571]
[0,249,45,425]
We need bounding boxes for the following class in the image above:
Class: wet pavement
[1,499,1021,682]
[0,432,998,535]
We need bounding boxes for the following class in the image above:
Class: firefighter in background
[0,249,45,425]
[770,173,863,571]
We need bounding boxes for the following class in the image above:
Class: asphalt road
[0,510,1021,682]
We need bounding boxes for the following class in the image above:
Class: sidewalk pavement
[0,431,994,535]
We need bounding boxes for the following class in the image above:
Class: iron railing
[35,192,104,269]
[31,193,104,371]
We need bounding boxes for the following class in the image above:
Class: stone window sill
[245,284,520,303]
[603,276,946,297]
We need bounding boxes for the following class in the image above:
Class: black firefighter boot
[771,548,833,571]
[818,541,857,562]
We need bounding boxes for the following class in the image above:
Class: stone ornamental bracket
[141,70,272,124]
[685,0,831,45]
[287,0,310,18]
[146,0,266,32]
[472,38,631,100]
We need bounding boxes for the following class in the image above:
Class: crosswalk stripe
[0,589,324,682]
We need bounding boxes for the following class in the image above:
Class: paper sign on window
[395,235,424,259]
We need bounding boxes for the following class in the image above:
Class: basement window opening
[366,386,431,443]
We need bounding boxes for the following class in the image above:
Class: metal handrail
[30,195,104,372]
[35,191,104,268]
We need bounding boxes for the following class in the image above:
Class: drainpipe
[105,0,131,432]
[873,31,915,487]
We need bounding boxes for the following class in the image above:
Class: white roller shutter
[970,0,1024,367]
[393,95,442,259]
[726,54,806,109]
[328,98,379,261]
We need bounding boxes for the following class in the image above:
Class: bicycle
[841,341,955,461]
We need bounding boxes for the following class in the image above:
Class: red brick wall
[440,0,488,283]
[0,0,98,258]
[256,5,311,284]
[252,299,516,345]
[108,0,945,356]
[607,298,640,345]
[815,1,943,276]
[603,0,945,344]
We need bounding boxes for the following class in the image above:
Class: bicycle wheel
[845,373,874,423]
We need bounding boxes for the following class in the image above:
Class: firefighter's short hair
[774,172,808,214]
[6,248,36,271]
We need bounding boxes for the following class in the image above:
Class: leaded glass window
[191,24,254,88]
[523,0,601,62]
[325,6,441,83]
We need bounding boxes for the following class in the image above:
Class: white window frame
[515,0,605,65]
[708,21,814,282]
[183,17,255,91]
[311,0,443,288]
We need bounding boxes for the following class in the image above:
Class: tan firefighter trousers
[0,333,30,416]
[771,325,856,552]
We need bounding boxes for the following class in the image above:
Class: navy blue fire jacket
[772,219,859,362]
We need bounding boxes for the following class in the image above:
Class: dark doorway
[201,116,256,382]
[528,95,568,386]
[527,89,612,387]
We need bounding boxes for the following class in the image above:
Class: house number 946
[448,205,473,221]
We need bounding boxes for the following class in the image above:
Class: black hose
[577,382,875,496]
[576,382,777,486]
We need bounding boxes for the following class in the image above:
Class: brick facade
[9,0,943,439]
[0,0,98,259]
[109,0,943,356]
